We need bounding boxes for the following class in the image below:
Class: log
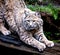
[0,33,60,55]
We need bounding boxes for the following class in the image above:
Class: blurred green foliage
[44,32,60,43]
[53,40,60,43]
[25,0,38,4]
[27,4,60,20]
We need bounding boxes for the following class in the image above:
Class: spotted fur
[0,0,54,51]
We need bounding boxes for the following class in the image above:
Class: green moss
[53,40,60,43]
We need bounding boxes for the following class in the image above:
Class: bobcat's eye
[27,20,30,22]
[33,20,35,22]
[26,20,30,23]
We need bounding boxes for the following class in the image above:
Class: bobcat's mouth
[26,25,39,31]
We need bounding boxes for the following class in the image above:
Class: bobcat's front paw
[46,41,54,47]
[2,30,11,35]
[37,43,46,51]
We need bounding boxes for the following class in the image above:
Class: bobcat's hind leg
[0,20,11,35]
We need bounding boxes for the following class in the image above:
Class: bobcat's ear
[22,10,29,19]
[24,11,29,16]
[35,12,41,18]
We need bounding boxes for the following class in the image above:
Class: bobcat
[0,0,54,51]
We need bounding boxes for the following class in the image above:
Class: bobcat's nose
[30,22,33,26]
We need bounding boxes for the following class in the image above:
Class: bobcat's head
[22,10,43,31]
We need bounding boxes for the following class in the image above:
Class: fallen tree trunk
[0,33,60,55]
